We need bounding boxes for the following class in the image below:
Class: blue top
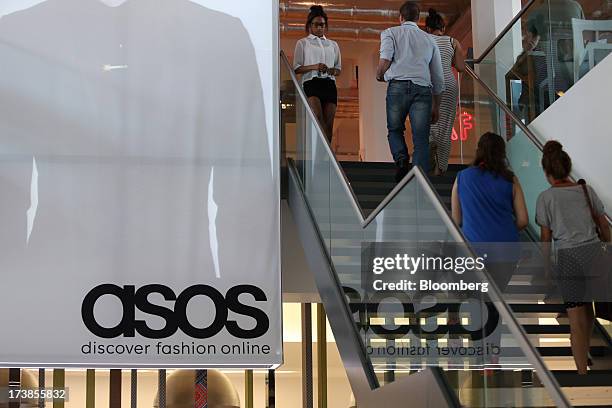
[457,167,519,243]
[379,22,445,94]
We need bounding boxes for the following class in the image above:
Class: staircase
[340,160,612,407]
[340,162,464,215]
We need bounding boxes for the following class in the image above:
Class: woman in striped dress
[425,9,465,176]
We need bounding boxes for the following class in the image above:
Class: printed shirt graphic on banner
[0,0,280,367]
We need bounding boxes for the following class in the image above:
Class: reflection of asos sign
[82,284,269,339]
[343,287,499,341]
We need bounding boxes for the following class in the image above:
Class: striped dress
[430,35,459,172]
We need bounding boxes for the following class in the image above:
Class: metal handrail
[465,66,544,150]
[281,50,571,407]
[468,0,537,64]
[464,65,612,226]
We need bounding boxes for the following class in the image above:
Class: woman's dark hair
[425,8,445,32]
[527,22,538,37]
[305,5,328,33]
[472,132,515,182]
[541,140,572,180]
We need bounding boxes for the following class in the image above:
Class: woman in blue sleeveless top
[451,133,529,365]
[451,132,529,242]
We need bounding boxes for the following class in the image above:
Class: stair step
[344,174,396,183]
[340,302,569,315]
[511,304,567,314]
[553,369,612,387]
[362,323,592,337]
[363,346,608,358]
[538,346,609,357]
[340,161,397,170]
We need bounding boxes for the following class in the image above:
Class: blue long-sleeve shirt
[380,21,445,95]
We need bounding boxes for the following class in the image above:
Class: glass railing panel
[327,174,405,291]
[506,132,550,233]
[459,70,549,234]
[281,63,333,251]
[458,70,514,151]
[475,0,612,124]
[447,314,556,407]
[280,62,297,164]
[450,94,479,166]
[329,175,565,406]
[352,249,564,406]
[326,141,368,294]
[457,73,501,166]
[474,0,546,123]
[541,0,612,91]
[356,179,463,378]
[298,96,333,251]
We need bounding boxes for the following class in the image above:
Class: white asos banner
[0,0,281,368]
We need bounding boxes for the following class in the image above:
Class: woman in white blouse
[293,5,342,142]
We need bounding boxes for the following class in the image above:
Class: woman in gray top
[536,141,610,374]
[425,9,465,176]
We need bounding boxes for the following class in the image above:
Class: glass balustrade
[474,0,612,125]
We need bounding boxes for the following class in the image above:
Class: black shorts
[303,78,337,105]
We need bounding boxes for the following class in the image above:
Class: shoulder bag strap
[578,179,602,238]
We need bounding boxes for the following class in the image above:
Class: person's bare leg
[307,96,324,135]
[586,304,595,364]
[567,305,591,374]
[322,102,337,144]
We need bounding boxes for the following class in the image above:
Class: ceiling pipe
[280,3,396,18]
[282,17,395,27]
[281,23,382,35]
[279,3,447,20]
[280,24,382,35]
[280,23,382,42]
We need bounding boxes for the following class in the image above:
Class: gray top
[379,21,444,94]
[536,185,605,249]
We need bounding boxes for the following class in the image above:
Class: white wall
[471,0,522,102]
[282,36,392,162]
[281,202,320,303]
[358,44,393,162]
[471,0,522,57]
[530,54,612,213]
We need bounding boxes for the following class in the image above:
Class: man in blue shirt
[376,1,444,181]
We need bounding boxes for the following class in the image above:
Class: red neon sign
[452,111,474,142]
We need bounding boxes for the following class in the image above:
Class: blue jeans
[386,81,433,172]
